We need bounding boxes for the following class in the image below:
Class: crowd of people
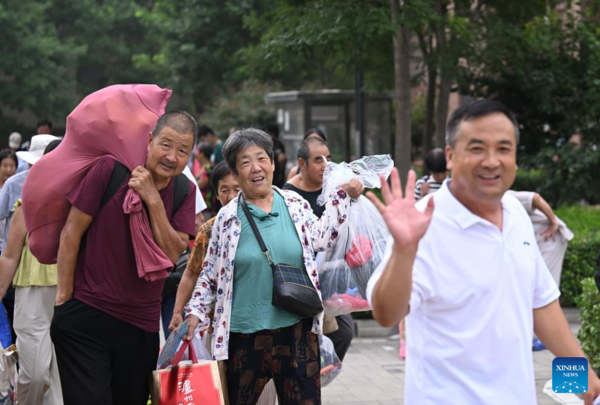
[0,96,597,405]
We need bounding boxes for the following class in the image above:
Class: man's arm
[128,167,188,263]
[531,193,559,241]
[366,168,434,328]
[534,300,600,404]
[56,205,93,305]
[145,200,188,263]
[371,245,416,327]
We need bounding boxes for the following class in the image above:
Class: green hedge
[555,206,600,306]
[577,278,600,370]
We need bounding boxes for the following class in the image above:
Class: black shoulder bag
[239,193,323,318]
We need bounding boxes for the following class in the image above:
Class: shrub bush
[555,206,600,306]
[576,278,600,370]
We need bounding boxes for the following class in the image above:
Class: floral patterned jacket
[185,186,351,360]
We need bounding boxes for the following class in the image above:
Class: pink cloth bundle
[22,84,173,281]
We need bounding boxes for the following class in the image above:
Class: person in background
[36,119,53,135]
[0,149,18,253]
[283,137,353,362]
[507,190,573,351]
[193,142,216,218]
[264,123,287,188]
[286,128,328,181]
[185,128,363,405]
[8,133,28,173]
[0,135,60,345]
[0,139,63,405]
[198,125,224,164]
[50,111,197,405]
[160,164,207,340]
[414,148,448,201]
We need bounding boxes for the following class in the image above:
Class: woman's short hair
[0,149,18,167]
[222,128,274,175]
[210,161,231,194]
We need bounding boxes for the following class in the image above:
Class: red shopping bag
[151,340,225,405]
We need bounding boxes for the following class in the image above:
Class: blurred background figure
[414,148,448,201]
[198,125,224,164]
[264,123,287,188]
[8,133,28,173]
[36,119,53,135]
[0,149,18,254]
[192,142,217,218]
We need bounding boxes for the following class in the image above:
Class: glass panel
[309,105,346,163]
[365,100,392,156]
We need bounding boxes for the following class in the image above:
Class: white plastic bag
[319,335,342,387]
[317,155,392,316]
[0,344,16,405]
[157,321,211,369]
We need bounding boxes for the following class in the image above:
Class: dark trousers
[50,299,159,405]
[325,314,354,361]
[3,286,16,344]
[227,319,321,405]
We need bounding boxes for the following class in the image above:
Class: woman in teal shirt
[185,128,363,405]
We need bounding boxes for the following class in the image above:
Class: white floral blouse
[185,186,352,360]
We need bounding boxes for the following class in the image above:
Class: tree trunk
[390,0,412,187]
[435,73,451,147]
[434,0,450,147]
[423,65,437,155]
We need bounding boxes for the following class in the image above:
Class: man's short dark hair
[197,142,213,159]
[198,125,214,139]
[44,139,62,155]
[0,149,18,168]
[446,100,520,147]
[210,161,232,194]
[304,128,327,142]
[297,137,327,163]
[424,148,447,173]
[152,110,198,145]
[37,119,53,130]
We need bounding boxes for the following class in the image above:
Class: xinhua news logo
[552,357,588,394]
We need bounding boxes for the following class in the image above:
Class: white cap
[16,134,61,165]
[8,132,21,149]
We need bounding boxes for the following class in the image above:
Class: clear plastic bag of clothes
[0,345,17,405]
[319,335,342,387]
[157,321,211,369]
[317,155,392,316]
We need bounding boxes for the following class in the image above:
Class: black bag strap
[239,194,276,269]
[100,161,130,210]
[172,169,189,216]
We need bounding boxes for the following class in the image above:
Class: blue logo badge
[552,357,588,393]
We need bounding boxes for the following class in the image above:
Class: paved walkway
[322,309,584,405]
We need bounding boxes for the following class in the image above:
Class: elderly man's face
[301,142,331,186]
[146,127,193,181]
[446,113,517,203]
[233,145,274,198]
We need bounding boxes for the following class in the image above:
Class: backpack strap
[172,173,189,216]
[100,161,130,210]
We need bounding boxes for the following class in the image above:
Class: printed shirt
[186,186,352,360]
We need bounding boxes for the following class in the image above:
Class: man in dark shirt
[50,111,197,405]
[282,137,354,361]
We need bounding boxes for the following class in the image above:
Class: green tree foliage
[0,0,81,118]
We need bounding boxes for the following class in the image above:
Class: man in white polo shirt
[366,100,600,404]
